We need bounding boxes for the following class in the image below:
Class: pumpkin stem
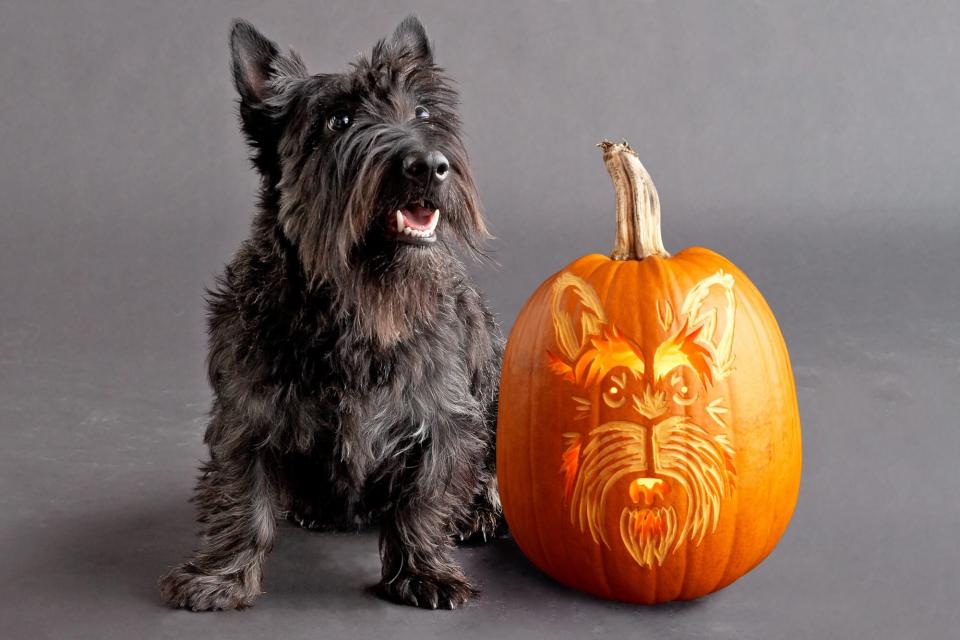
[598,140,669,260]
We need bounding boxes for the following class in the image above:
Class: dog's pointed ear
[229,20,307,168]
[389,15,432,62]
[677,270,737,380]
[230,20,281,104]
[550,273,607,364]
[230,19,306,105]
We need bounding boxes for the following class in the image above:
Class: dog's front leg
[449,292,506,544]
[159,446,277,611]
[376,424,483,609]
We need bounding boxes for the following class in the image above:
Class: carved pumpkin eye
[669,370,698,406]
[602,372,628,408]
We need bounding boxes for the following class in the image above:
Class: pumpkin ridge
[705,283,741,594]
[742,266,801,567]
[526,283,565,582]
[593,258,630,599]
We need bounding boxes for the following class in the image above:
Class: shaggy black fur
[158,16,504,611]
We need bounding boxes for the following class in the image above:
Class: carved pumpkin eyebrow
[653,321,715,386]
[571,326,645,387]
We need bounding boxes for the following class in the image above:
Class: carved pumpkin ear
[551,273,607,363]
[677,270,737,379]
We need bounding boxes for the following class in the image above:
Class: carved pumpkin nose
[629,477,669,506]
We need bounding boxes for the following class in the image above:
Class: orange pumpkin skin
[496,145,802,604]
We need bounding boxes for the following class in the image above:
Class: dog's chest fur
[206,236,494,500]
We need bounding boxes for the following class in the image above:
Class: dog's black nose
[402,150,450,184]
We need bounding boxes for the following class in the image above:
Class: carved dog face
[547,270,738,568]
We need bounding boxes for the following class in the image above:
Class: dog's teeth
[426,209,440,233]
[395,207,440,239]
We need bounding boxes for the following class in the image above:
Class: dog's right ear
[230,19,308,105]
[230,20,283,104]
[229,20,307,166]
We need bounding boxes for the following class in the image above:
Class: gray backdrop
[1,1,958,639]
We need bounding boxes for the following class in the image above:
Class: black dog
[158,16,503,611]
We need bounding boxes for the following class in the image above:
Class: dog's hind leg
[158,447,278,611]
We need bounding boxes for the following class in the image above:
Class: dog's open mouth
[393,200,440,244]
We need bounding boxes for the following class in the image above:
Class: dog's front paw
[376,570,476,610]
[158,563,260,611]
[288,510,327,531]
[454,505,506,545]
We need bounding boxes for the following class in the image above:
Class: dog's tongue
[402,204,434,229]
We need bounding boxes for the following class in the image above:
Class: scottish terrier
[158,16,503,611]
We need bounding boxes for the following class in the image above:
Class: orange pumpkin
[496,141,802,604]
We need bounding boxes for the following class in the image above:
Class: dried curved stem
[598,140,669,260]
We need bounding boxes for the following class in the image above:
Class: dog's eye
[414,105,430,120]
[327,111,352,132]
[669,370,698,406]
[601,371,628,409]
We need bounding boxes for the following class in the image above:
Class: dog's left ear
[389,15,433,62]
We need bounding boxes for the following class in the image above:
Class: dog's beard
[336,241,448,347]
[569,418,733,569]
[274,120,484,347]
[619,505,677,568]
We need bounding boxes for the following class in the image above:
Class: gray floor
[2,228,958,640]
[3,1,960,638]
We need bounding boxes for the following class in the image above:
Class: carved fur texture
[158,16,504,611]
